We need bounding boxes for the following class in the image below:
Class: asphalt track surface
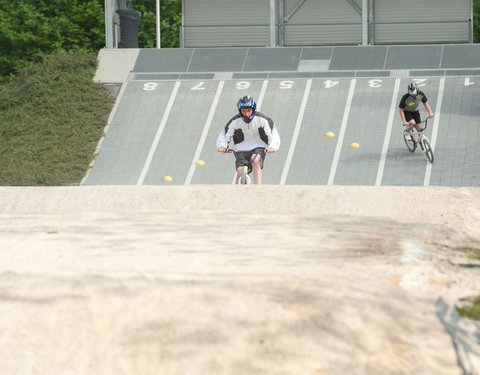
[84,75,480,187]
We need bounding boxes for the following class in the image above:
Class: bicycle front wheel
[240,166,251,184]
[423,138,434,163]
[403,131,416,152]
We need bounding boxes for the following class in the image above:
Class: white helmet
[408,82,418,95]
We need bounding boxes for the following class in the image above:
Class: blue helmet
[237,95,257,123]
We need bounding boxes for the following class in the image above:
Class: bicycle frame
[406,117,428,142]
[225,148,251,184]
[403,117,434,163]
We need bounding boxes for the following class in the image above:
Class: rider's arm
[423,101,434,118]
[216,129,228,151]
[398,95,410,126]
[398,108,409,126]
[262,118,280,152]
[216,118,238,151]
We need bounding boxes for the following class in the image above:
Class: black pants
[234,147,266,174]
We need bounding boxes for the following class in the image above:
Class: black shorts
[234,147,266,173]
[404,110,421,124]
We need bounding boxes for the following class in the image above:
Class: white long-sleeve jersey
[216,112,281,151]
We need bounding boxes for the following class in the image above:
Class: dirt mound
[0,186,479,374]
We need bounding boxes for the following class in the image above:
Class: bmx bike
[402,117,434,163]
[225,148,251,185]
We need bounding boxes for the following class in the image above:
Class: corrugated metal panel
[183,0,270,47]
[285,25,362,46]
[374,24,470,44]
[184,27,270,48]
[373,0,470,44]
[284,0,360,23]
[182,0,471,47]
[283,0,361,46]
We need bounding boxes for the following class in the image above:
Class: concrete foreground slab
[0,185,479,374]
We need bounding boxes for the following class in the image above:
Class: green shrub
[0,51,114,185]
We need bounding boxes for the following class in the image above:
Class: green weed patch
[0,52,114,185]
[457,296,480,320]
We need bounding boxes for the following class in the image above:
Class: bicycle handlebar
[224,147,267,154]
[411,116,432,130]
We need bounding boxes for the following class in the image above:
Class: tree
[0,0,105,77]
[0,0,181,78]
[134,0,182,48]
[474,0,480,43]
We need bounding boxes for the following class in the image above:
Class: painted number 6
[236,81,251,90]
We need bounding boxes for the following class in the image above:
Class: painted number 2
[191,82,205,90]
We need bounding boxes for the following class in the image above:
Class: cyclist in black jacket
[399,82,434,132]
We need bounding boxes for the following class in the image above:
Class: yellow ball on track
[195,160,205,166]
[162,176,173,182]
[350,142,360,148]
[325,131,335,138]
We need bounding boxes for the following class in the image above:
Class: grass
[457,246,480,261]
[0,51,115,185]
[457,296,480,320]
[456,246,480,320]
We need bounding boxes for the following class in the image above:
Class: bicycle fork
[418,132,426,151]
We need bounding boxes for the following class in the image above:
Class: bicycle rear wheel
[422,138,434,163]
[403,131,416,152]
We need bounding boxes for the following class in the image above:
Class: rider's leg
[235,166,244,184]
[251,154,262,184]
[412,110,423,131]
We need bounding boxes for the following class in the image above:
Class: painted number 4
[324,80,339,88]
[465,78,475,86]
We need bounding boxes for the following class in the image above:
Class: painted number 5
[280,81,294,89]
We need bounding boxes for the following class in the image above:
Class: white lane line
[136,81,181,185]
[257,79,269,108]
[185,80,225,185]
[375,78,401,186]
[424,77,445,186]
[279,79,312,185]
[327,79,357,185]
